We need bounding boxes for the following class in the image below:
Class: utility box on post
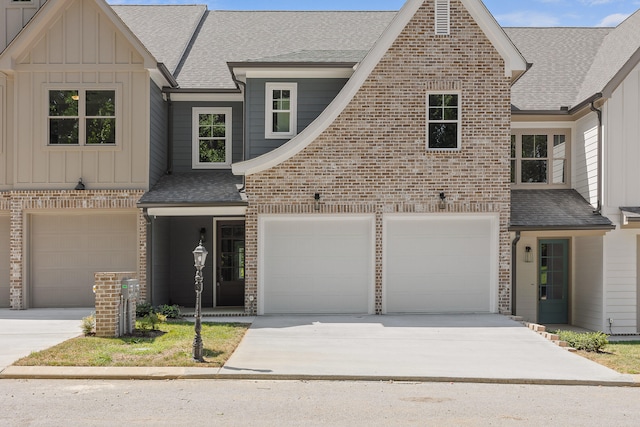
[120,278,139,336]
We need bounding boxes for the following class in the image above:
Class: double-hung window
[427,92,461,150]
[48,89,116,145]
[511,130,569,186]
[265,82,297,139]
[192,107,232,169]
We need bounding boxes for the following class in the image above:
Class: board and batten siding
[149,81,168,185]
[12,0,150,190]
[245,78,348,159]
[0,0,46,51]
[601,63,640,334]
[171,101,243,173]
[573,235,604,332]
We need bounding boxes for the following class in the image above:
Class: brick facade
[0,190,146,309]
[94,271,138,338]
[243,1,513,314]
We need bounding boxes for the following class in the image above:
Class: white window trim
[192,107,233,170]
[510,129,571,188]
[44,84,121,148]
[426,91,462,151]
[265,82,297,139]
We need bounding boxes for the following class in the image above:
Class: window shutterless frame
[265,82,297,139]
[510,129,571,188]
[192,107,233,169]
[426,92,461,150]
[46,86,118,147]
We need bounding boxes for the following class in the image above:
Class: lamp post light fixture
[192,240,208,362]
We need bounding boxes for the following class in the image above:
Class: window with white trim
[511,130,570,186]
[192,107,232,169]
[265,82,297,139]
[427,93,461,150]
[48,89,116,145]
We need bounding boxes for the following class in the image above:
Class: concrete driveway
[0,308,92,371]
[220,314,636,384]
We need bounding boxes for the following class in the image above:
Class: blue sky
[108,0,640,27]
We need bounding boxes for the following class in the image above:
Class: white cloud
[597,12,631,26]
[580,0,616,5]
[495,11,560,27]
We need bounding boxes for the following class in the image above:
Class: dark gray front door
[216,221,245,307]
[538,239,569,324]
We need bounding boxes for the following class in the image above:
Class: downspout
[232,76,247,192]
[167,93,174,175]
[590,101,603,214]
[143,208,153,305]
[511,231,521,316]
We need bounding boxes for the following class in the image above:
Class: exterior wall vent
[435,0,451,36]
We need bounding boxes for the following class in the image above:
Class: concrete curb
[1,366,639,387]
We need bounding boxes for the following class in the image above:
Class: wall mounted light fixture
[314,193,321,211]
[200,227,207,243]
[75,178,85,191]
[438,192,447,210]
[524,245,533,263]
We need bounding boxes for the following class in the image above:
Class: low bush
[138,312,167,331]
[81,313,95,336]
[554,330,609,352]
[156,304,181,319]
[135,302,154,318]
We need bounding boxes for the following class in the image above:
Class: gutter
[157,63,178,88]
[166,93,173,175]
[509,224,616,232]
[231,72,247,193]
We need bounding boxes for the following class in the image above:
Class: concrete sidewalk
[1,311,638,386]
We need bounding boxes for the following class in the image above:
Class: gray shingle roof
[243,49,369,64]
[138,172,245,206]
[506,27,611,111]
[175,11,395,89]
[510,189,614,230]
[112,5,206,74]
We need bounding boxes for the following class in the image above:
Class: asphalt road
[1,379,639,426]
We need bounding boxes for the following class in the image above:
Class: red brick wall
[243,0,512,314]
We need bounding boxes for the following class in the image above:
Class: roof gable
[0,0,156,71]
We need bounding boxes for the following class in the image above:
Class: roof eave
[509,224,616,232]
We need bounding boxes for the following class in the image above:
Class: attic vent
[435,0,451,35]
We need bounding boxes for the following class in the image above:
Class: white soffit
[232,0,527,177]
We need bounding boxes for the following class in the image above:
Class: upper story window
[427,92,461,150]
[511,130,569,187]
[265,82,297,139]
[192,107,232,169]
[48,89,116,145]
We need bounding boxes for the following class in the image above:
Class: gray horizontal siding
[149,82,168,186]
[246,78,348,159]
[172,101,244,173]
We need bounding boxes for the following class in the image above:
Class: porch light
[438,192,447,210]
[314,193,321,211]
[192,241,208,362]
[524,245,533,263]
[75,178,85,191]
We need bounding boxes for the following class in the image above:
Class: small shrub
[138,312,167,331]
[136,302,154,318]
[81,313,95,336]
[555,330,609,352]
[156,304,181,319]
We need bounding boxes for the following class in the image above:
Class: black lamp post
[192,240,208,362]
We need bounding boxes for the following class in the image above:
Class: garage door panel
[262,216,373,314]
[31,213,137,308]
[385,216,495,313]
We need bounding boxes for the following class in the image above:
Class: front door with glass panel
[216,221,245,307]
[538,239,569,324]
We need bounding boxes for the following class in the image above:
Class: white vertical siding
[11,0,149,190]
[604,230,637,334]
[573,235,604,331]
[0,0,46,51]
[573,113,599,207]
[515,235,538,323]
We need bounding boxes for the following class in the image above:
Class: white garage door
[30,212,137,308]
[385,215,497,313]
[0,215,9,308]
[261,216,374,314]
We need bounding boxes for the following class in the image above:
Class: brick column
[94,272,137,338]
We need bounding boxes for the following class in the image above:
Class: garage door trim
[382,213,499,314]
[258,214,376,315]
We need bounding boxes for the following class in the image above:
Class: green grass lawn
[13,321,249,368]
[577,341,640,375]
